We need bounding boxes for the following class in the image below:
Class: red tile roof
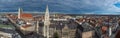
[20,13,33,19]
[101,26,108,34]
[116,30,120,38]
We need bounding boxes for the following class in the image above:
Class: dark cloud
[0,0,120,14]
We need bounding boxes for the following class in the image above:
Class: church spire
[43,5,50,38]
[44,5,50,27]
[45,5,49,21]
[18,8,23,19]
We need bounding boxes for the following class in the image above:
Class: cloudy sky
[0,0,120,14]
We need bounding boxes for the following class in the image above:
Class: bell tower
[18,8,23,19]
[43,5,50,38]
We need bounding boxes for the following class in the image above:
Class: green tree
[53,32,59,38]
